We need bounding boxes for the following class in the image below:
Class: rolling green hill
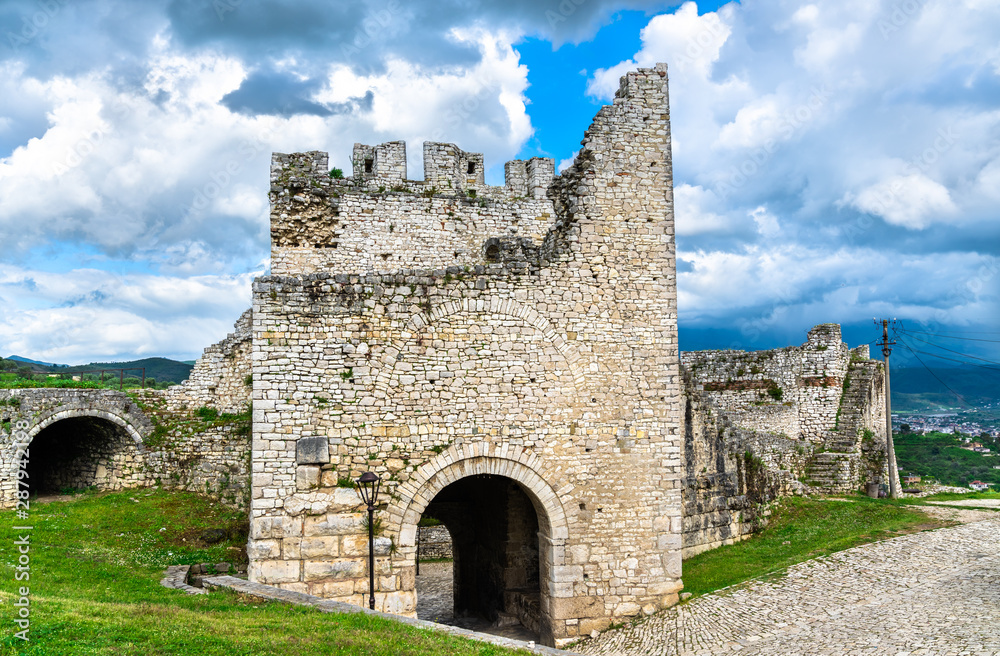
[894,430,1000,488]
[891,366,1000,411]
[3,356,193,385]
[59,357,194,385]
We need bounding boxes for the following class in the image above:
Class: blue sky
[0,0,997,369]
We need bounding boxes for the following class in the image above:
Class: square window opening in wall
[467,162,476,175]
[365,158,374,174]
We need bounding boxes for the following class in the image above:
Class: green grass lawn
[0,489,529,656]
[680,495,954,598]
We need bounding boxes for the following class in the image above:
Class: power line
[900,328,1000,336]
[901,333,1000,366]
[895,340,972,408]
[895,339,1000,371]
[898,328,1000,344]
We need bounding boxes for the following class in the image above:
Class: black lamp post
[357,471,381,610]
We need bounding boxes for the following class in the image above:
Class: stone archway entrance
[24,415,142,495]
[387,444,570,647]
[416,474,542,640]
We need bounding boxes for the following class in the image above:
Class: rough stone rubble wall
[251,64,683,647]
[164,309,253,415]
[417,525,453,560]
[269,147,557,277]
[680,325,891,555]
[136,310,253,505]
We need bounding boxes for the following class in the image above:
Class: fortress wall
[250,64,683,647]
[679,327,892,554]
[163,309,253,415]
[681,324,851,444]
[679,370,807,558]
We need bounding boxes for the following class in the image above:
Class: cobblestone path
[579,515,1000,655]
[416,561,539,643]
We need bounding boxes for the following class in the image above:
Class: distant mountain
[7,355,68,368]
[3,356,194,385]
[891,366,1000,411]
[58,357,194,385]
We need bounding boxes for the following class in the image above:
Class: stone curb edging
[160,565,207,595]
[201,575,584,656]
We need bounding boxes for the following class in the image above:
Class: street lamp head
[357,471,381,508]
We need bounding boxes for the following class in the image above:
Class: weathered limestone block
[296,436,330,464]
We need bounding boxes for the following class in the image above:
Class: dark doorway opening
[25,417,133,495]
[416,474,541,641]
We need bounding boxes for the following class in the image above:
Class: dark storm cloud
[220,69,373,117]
[165,0,680,72]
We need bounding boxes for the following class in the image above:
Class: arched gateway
[389,445,568,643]
[0,390,152,505]
[249,64,684,647]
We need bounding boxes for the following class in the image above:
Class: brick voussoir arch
[387,441,571,552]
[372,297,586,398]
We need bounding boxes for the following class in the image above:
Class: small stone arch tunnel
[384,446,570,645]
[0,390,153,505]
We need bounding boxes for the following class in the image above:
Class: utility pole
[876,318,899,499]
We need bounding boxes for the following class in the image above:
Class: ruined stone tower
[249,64,682,647]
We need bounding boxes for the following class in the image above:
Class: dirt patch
[911,505,1000,525]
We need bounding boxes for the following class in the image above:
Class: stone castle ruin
[0,63,894,649]
[252,64,684,647]
[680,325,896,557]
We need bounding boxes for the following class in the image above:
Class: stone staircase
[806,451,860,493]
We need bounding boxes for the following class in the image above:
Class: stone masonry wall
[680,370,805,558]
[134,311,253,505]
[679,326,893,555]
[417,525,453,560]
[269,149,556,277]
[250,64,682,648]
[681,325,849,445]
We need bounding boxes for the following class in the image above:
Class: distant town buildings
[893,413,1000,440]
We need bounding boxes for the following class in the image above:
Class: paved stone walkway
[579,515,1000,655]
[202,575,574,655]
[417,560,539,643]
[928,499,1000,509]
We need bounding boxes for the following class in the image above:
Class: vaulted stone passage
[25,416,137,495]
[422,474,542,637]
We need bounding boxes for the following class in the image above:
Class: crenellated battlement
[268,64,674,281]
[268,140,565,276]
[274,139,557,201]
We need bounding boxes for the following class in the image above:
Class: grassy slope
[681,496,952,598]
[0,490,527,656]
[894,431,1000,487]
